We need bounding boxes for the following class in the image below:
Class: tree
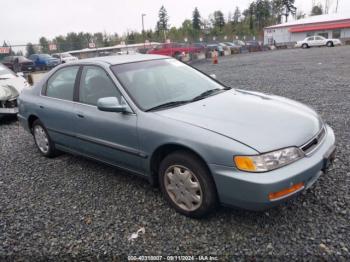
[272,0,284,24]
[233,7,241,23]
[311,5,323,16]
[282,0,297,22]
[39,37,49,53]
[157,5,169,39]
[26,43,36,57]
[212,10,225,32]
[192,7,201,31]
[255,0,271,30]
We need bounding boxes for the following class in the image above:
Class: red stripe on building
[289,21,350,33]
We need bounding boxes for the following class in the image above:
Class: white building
[264,13,350,45]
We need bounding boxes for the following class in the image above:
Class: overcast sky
[2,0,349,46]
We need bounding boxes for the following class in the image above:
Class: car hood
[0,77,27,100]
[156,89,323,153]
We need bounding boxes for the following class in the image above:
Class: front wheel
[159,151,218,218]
[32,119,57,157]
[302,43,309,49]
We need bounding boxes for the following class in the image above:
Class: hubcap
[164,165,203,212]
[34,125,49,154]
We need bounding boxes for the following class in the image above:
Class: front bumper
[210,125,336,211]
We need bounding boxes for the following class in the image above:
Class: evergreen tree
[25,43,36,57]
[213,11,225,31]
[192,7,201,31]
[157,5,169,35]
[39,37,49,53]
[233,7,241,23]
[311,5,323,16]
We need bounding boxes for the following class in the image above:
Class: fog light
[268,182,304,201]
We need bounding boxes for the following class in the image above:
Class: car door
[307,37,316,46]
[73,65,142,172]
[315,36,325,46]
[38,65,81,149]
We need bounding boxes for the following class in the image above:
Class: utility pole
[141,13,146,48]
[336,0,339,13]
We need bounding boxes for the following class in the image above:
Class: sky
[1,0,350,46]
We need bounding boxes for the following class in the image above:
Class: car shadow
[0,115,18,125]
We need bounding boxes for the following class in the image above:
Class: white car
[52,53,78,63]
[296,36,342,49]
[0,64,30,117]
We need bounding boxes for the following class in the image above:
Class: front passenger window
[79,66,121,106]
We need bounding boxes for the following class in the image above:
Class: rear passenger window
[46,66,79,101]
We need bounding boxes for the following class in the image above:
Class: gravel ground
[1,46,349,261]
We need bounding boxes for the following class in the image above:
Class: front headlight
[0,85,20,101]
[234,147,304,172]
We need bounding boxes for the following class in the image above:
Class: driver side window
[79,66,121,106]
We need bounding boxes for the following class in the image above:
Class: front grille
[301,127,326,154]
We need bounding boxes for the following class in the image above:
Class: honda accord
[18,55,336,217]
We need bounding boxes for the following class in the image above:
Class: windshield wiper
[146,100,191,112]
[191,87,229,102]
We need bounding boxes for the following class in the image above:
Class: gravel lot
[1,47,349,260]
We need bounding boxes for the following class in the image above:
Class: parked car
[2,56,35,72]
[296,36,342,49]
[0,64,30,117]
[223,42,241,54]
[52,53,78,63]
[245,41,263,52]
[147,43,201,59]
[18,55,336,217]
[232,40,246,47]
[28,54,60,71]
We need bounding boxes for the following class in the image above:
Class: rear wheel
[32,119,57,157]
[326,41,334,47]
[159,151,218,218]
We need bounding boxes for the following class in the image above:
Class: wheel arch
[28,114,39,133]
[149,143,213,187]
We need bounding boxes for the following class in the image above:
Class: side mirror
[210,74,217,79]
[97,97,129,113]
[16,72,24,77]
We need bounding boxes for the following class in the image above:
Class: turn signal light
[234,156,256,172]
[268,182,304,201]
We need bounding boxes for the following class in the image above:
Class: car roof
[75,54,169,65]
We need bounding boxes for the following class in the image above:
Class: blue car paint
[18,54,336,211]
[28,54,60,69]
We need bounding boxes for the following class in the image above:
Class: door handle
[77,113,85,118]
[39,105,44,109]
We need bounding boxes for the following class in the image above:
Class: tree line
[1,0,327,57]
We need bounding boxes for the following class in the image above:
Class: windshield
[0,64,16,79]
[111,59,226,111]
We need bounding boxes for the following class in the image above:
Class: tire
[327,41,334,47]
[174,52,181,60]
[32,119,57,157]
[159,151,218,218]
[302,43,309,49]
